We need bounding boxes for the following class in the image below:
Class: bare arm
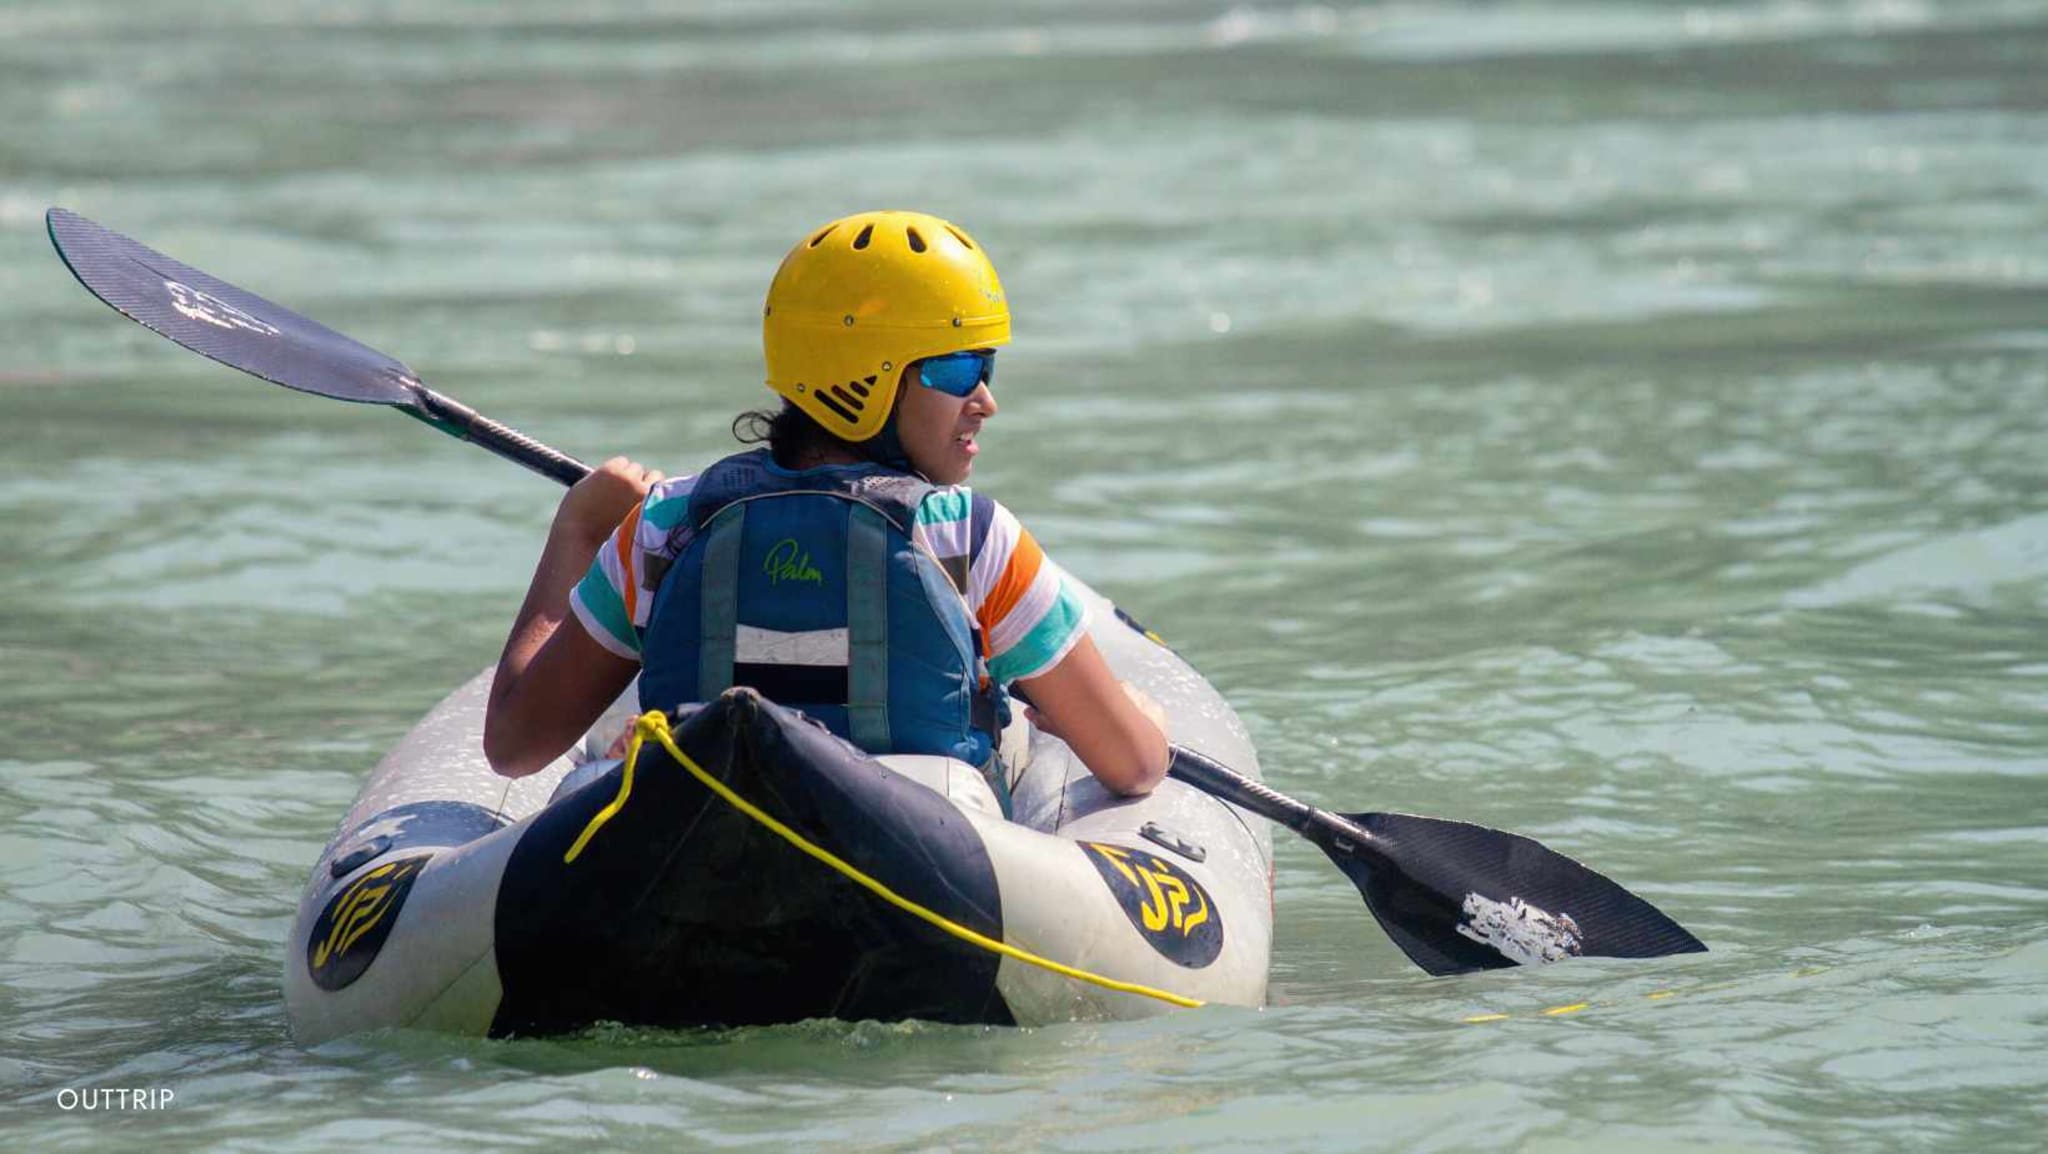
[484,458,657,777]
[1016,634,1169,796]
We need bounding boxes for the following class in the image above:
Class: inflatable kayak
[284,579,1273,1042]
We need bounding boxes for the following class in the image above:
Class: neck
[785,443,864,470]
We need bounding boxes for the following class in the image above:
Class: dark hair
[731,400,850,469]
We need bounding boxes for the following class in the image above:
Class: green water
[4,2,2046,1150]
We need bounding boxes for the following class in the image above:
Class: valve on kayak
[1139,821,1206,863]
[329,834,394,878]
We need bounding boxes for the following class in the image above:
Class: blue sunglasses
[917,350,996,397]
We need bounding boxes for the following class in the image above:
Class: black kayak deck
[489,688,1014,1035]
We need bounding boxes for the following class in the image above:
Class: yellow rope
[564,709,1204,1010]
[561,735,637,865]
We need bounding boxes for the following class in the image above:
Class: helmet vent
[906,227,927,253]
[852,224,874,250]
[823,383,864,420]
[944,225,974,250]
[817,389,860,424]
[808,225,836,248]
[848,375,875,398]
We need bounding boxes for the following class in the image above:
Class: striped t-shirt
[570,473,1089,687]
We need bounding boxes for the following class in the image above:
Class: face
[895,353,998,485]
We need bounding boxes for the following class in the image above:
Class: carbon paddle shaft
[1167,746,1379,853]
[409,388,592,488]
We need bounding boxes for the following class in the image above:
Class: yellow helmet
[763,210,1010,442]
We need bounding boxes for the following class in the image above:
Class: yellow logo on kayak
[308,855,429,991]
[1081,842,1224,967]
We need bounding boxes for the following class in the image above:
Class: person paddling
[51,206,1708,978]
[483,210,1170,805]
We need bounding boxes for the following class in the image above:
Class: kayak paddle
[1168,747,1705,974]
[45,207,591,486]
[48,207,1706,976]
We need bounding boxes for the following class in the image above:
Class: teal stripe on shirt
[915,488,971,526]
[572,564,640,656]
[641,489,694,532]
[987,579,1086,684]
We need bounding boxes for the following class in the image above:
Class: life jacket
[638,449,1010,787]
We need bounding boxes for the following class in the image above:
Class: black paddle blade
[1322,811,1707,976]
[46,207,424,409]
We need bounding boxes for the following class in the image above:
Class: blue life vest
[639,450,1008,775]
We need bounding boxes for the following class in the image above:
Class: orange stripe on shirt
[980,527,1045,637]
[614,500,646,622]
